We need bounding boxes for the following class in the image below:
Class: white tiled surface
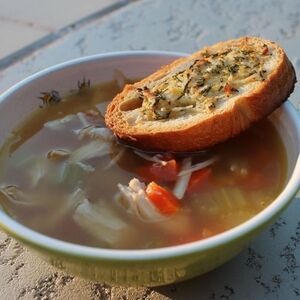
[0,0,118,59]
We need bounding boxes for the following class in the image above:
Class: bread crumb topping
[135,42,274,121]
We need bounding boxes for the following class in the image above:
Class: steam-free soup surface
[0,80,287,249]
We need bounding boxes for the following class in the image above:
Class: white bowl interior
[0,52,299,260]
[0,52,184,142]
[270,106,300,180]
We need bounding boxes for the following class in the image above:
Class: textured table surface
[1,0,300,299]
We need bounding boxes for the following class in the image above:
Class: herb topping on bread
[105,37,296,151]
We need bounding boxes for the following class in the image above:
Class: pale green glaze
[0,52,299,286]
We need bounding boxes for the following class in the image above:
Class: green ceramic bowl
[0,52,299,287]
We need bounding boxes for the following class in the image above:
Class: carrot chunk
[187,168,212,194]
[137,159,178,182]
[146,182,180,215]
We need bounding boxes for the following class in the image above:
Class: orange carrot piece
[137,159,178,182]
[146,182,180,215]
[187,168,212,194]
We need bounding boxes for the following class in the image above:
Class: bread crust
[105,37,296,151]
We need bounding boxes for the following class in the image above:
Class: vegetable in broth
[0,79,287,249]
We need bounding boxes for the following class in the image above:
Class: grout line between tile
[0,15,54,32]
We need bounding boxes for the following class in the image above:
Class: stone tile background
[0,0,300,299]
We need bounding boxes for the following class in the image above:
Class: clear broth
[0,80,287,249]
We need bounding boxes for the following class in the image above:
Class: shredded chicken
[74,126,114,141]
[178,157,217,176]
[117,178,165,222]
[44,115,76,130]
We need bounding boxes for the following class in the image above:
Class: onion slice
[104,148,125,170]
[178,157,217,176]
[75,162,95,173]
[77,112,89,127]
[173,157,192,199]
[44,115,75,130]
[134,151,167,166]
[73,198,127,246]
[69,140,110,163]
[0,185,37,206]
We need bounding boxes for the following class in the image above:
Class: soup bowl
[0,52,300,287]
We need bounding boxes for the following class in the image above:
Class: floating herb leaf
[77,77,91,90]
[38,90,61,108]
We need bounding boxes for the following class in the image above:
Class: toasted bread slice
[105,37,296,151]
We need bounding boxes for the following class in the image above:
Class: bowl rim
[0,51,300,261]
